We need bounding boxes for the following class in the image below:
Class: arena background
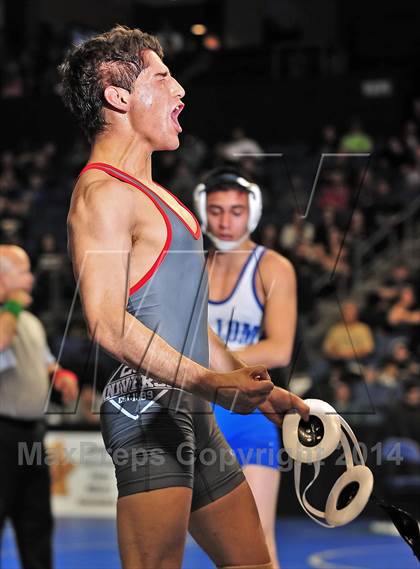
[1,1,420,568]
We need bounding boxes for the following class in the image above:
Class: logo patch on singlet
[103,365,167,401]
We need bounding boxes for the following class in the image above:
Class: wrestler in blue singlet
[209,245,281,469]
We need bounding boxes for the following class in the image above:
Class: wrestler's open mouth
[171,103,184,133]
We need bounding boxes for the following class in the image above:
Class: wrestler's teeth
[172,104,184,117]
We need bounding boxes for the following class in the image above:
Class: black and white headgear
[193,170,262,249]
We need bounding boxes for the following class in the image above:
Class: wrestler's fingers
[290,393,310,421]
[267,413,284,428]
[250,379,274,396]
[249,365,270,381]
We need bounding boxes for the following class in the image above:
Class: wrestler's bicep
[263,255,297,351]
[68,181,133,336]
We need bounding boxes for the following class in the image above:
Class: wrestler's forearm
[93,311,217,397]
[208,326,244,372]
[234,338,292,369]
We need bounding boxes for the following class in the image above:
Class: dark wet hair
[58,25,163,142]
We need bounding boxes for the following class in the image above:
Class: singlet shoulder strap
[80,162,200,240]
[79,162,155,197]
[79,162,172,297]
[251,246,267,311]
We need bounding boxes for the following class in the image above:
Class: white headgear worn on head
[282,399,374,528]
[193,172,263,250]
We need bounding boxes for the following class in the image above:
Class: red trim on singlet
[154,181,201,239]
[79,162,172,296]
[80,162,200,240]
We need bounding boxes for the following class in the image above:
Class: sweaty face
[206,189,249,242]
[128,50,185,151]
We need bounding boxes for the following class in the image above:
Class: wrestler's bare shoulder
[257,249,296,291]
[70,169,137,212]
[259,248,295,282]
[67,169,153,233]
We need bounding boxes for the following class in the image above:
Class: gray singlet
[81,163,244,510]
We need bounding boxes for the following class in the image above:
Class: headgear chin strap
[205,231,250,252]
[283,399,374,528]
[193,172,263,246]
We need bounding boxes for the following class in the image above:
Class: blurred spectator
[0,151,19,195]
[401,162,420,195]
[279,211,314,251]
[381,136,411,169]
[317,170,350,212]
[363,290,391,336]
[259,222,279,250]
[154,151,178,187]
[387,286,420,342]
[290,242,317,316]
[388,340,420,380]
[402,120,419,155]
[319,124,338,154]
[345,209,367,266]
[348,208,366,241]
[219,127,264,162]
[21,172,47,208]
[316,226,350,280]
[331,379,353,413]
[339,118,373,153]
[375,179,400,222]
[378,264,414,301]
[314,205,337,247]
[31,233,68,319]
[387,378,420,444]
[237,155,262,182]
[353,365,399,411]
[156,20,185,60]
[303,367,356,413]
[168,161,197,209]
[62,137,90,173]
[34,233,65,272]
[323,300,375,364]
[178,134,207,172]
[377,359,402,389]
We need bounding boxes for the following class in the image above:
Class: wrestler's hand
[214,365,274,414]
[259,386,310,427]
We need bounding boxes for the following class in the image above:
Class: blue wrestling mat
[1,517,417,568]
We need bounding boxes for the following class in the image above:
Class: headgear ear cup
[286,403,420,553]
[283,398,374,527]
[322,414,374,526]
[245,182,262,233]
[282,399,342,463]
[325,465,374,527]
[193,183,207,230]
[193,174,263,234]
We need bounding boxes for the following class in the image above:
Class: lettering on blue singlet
[216,318,260,346]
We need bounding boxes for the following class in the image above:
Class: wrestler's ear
[103,86,130,112]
